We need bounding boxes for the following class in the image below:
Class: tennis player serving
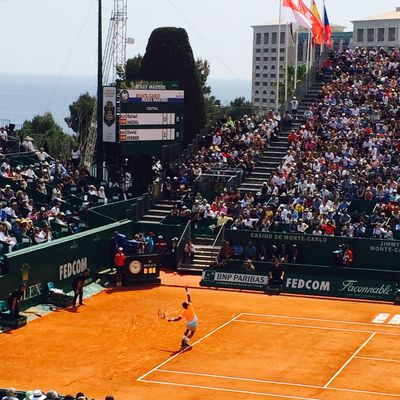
[168,287,198,348]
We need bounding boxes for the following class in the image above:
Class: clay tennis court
[2,285,400,400]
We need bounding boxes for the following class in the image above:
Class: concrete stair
[238,82,323,194]
[137,199,181,223]
[178,236,220,274]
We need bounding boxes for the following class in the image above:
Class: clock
[129,260,142,274]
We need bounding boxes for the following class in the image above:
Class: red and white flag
[282,0,312,31]
[298,0,324,45]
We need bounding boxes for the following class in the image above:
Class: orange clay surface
[2,285,400,400]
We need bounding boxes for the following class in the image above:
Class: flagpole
[320,0,326,66]
[294,28,299,90]
[276,0,282,113]
[284,23,289,103]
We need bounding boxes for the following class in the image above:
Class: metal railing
[177,220,192,266]
[281,65,318,114]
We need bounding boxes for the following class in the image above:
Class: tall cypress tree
[140,27,206,146]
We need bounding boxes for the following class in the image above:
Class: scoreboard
[116,81,184,155]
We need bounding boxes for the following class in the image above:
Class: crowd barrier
[201,264,400,302]
[0,220,133,307]
[224,229,400,270]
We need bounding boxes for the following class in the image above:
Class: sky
[1,0,400,82]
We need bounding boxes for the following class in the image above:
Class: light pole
[96,0,104,180]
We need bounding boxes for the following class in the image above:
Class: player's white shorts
[186,316,198,331]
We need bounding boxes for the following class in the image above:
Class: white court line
[139,379,322,400]
[233,319,378,335]
[323,332,376,388]
[243,312,400,329]
[156,369,400,398]
[355,356,400,364]
[137,313,243,381]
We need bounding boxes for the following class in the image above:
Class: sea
[0,74,251,131]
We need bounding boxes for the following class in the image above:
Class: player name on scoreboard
[119,128,176,142]
[120,113,176,126]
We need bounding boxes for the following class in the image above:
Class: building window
[263,73,268,78]
[263,82,268,86]
[367,28,374,42]
[280,56,284,61]
[270,65,276,70]
[389,27,396,42]
[357,29,364,42]
[272,32,277,44]
[262,99,268,103]
[271,57,276,61]
[280,48,285,53]
[255,57,261,61]
[255,81,260,86]
[256,48,261,53]
[262,90,267,95]
[256,65,260,70]
[254,98,260,102]
[378,28,385,42]
[256,33,261,45]
[263,65,268,70]
[264,32,269,44]
[271,48,277,53]
[280,32,285,44]
[263,48,269,53]
[255,73,260,77]
[270,74,276,78]
[263,56,268,61]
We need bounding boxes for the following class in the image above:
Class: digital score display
[118,81,184,148]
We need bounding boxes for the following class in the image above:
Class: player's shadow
[156,346,193,356]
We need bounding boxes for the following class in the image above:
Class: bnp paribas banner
[284,274,397,301]
[201,269,269,291]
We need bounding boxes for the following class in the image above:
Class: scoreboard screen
[117,81,184,153]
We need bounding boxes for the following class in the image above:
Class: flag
[282,0,312,31]
[323,3,333,48]
[298,0,324,45]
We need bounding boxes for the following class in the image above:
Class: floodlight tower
[103,0,128,84]
[84,0,130,171]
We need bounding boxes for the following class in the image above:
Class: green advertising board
[284,274,397,302]
[0,221,133,307]
[200,268,397,302]
[225,229,400,270]
[201,269,269,291]
[118,80,184,155]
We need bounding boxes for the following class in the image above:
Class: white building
[251,22,294,112]
[352,8,400,50]
[251,22,350,113]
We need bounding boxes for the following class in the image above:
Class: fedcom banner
[201,269,269,290]
[284,273,396,301]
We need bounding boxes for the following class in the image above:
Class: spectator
[1,388,18,400]
[242,259,255,271]
[183,241,195,263]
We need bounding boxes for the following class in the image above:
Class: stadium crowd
[162,111,281,199]
[173,48,400,243]
[1,387,114,400]
[0,136,129,254]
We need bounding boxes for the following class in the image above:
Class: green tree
[140,27,206,146]
[22,112,72,159]
[275,64,307,106]
[125,54,143,82]
[195,58,225,126]
[228,97,254,121]
[65,92,96,147]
